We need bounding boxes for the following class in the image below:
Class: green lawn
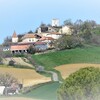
[32,46,100,70]
[23,82,60,100]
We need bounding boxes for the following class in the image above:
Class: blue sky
[0,0,100,44]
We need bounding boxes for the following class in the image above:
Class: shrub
[8,60,15,66]
[28,45,36,54]
[57,67,100,100]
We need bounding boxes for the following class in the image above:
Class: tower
[52,19,60,27]
[12,31,18,43]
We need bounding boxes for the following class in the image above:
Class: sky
[0,0,100,44]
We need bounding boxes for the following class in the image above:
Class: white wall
[52,19,59,27]
[0,86,5,95]
[22,38,38,43]
[12,37,18,43]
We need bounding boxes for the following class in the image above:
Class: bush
[28,45,36,54]
[8,60,15,66]
[57,67,100,100]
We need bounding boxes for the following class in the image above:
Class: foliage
[54,35,82,50]
[17,34,24,42]
[57,67,100,100]
[0,73,18,87]
[28,45,36,54]
[8,60,15,66]
[32,46,100,70]
[3,36,12,46]
[35,65,44,72]
[64,19,73,26]
[0,51,12,58]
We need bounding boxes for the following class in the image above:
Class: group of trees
[55,19,100,50]
[54,35,82,50]
[57,67,100,100]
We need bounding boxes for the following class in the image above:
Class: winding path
[45,71,59,81]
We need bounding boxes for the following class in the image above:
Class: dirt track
[55,63,100,79]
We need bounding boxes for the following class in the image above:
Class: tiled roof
[22,34,35,39]
[12,31,18,38]
[35,41,46,45]
[11,44,30,51]
[39,36,54,41]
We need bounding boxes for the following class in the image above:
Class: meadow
[32,46,100,70]
[23,82,60,100]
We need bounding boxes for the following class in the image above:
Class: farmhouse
[21,33,38,43]
[11,44,31,54]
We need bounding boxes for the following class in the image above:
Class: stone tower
[52,19,60,27]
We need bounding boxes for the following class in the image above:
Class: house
[10,44,30,54]
[34,41,48,52]
[37,26,56,33]
[21,33,38,43]
[0,86,5,95]
[39,36,55,42]
[3,46,10,51]
[46,32,62,39]
[59,26,73,35]
[12,31,18,43]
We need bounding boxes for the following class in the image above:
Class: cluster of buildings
[3,19,73,53]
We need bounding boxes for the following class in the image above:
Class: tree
[64,19,73,26]
[57,67,100,100]
[28,30,33,33]
[28,45,36,54]
[3,36,12,46]
[17,34,24,42]
[8,60,15,66]
[0,74,18,87]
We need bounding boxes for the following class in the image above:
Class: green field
[23,82,60,100]
[32,46,100,70]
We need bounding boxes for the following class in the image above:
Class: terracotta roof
[35,41,46,45]
[12,31,18,38]
[11,45,30,51]
[46,37,54,40]
[39,36,54,41]
[22,34,35,39]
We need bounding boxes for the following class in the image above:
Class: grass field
[23,82,60,100]
[32,46,100,70]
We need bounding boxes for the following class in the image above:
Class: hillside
[32,46,100,70]
[0,66,51,87]
[2,57,33,68]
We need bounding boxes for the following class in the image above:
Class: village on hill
[1,19,72,54]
